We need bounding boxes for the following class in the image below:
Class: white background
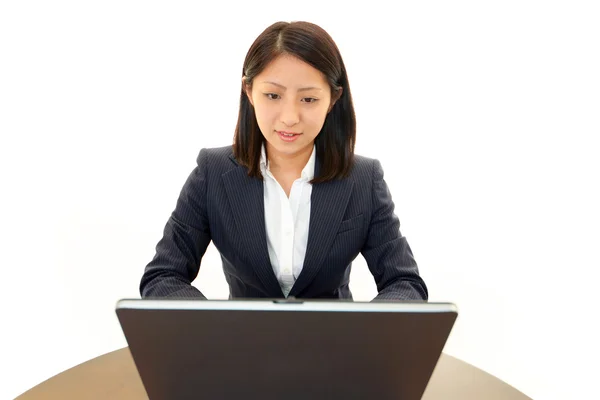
[1,1,599,399]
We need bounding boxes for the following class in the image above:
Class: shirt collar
[260,143,316,181]
[301,144,316,181]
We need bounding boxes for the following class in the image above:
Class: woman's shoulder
[349,153,381,179]
[353,153,376,166]
[198,144,234,158]
[195,145,235,168]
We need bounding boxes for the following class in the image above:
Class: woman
[140,21,428,301]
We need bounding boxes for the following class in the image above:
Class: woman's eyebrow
[261,81,323,92]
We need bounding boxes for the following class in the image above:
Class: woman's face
[246,54,336,160]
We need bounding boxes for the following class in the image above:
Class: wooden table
[15,348,531,399]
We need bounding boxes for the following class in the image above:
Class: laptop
[116,298,457,400]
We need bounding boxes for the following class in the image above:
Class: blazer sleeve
[139,149,212,299]
[361,159,429,301]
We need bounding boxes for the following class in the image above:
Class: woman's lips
[276,130,301,142]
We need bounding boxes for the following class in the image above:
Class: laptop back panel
[116,299,457,400]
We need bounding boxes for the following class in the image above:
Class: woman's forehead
[256,55,329,89]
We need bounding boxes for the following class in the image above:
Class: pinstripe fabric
[140,145,428,301]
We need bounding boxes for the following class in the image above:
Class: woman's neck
[266,143,314,176]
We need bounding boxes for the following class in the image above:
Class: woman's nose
[279,100,300,127]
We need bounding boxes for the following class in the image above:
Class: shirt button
[284,269,291,274]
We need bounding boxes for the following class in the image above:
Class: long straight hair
[232,21,356,183]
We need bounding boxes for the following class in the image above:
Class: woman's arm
[139,149,212,299]
[361,159,428,301]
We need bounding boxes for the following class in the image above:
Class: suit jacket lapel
[222,158,284,298]
[288,178,354,297]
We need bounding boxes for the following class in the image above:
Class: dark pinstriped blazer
[140,145,428,301]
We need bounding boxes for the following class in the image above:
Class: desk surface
[16,348,530,399]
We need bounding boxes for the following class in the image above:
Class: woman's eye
[264,94,318,103]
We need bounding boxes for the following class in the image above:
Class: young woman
[140,21,428,301]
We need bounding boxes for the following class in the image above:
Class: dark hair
[232,21,356,183]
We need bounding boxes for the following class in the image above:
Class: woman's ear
[328,86,343,113]
[242,76,254,106]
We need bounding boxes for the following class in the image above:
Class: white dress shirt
[260,145,315,297]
